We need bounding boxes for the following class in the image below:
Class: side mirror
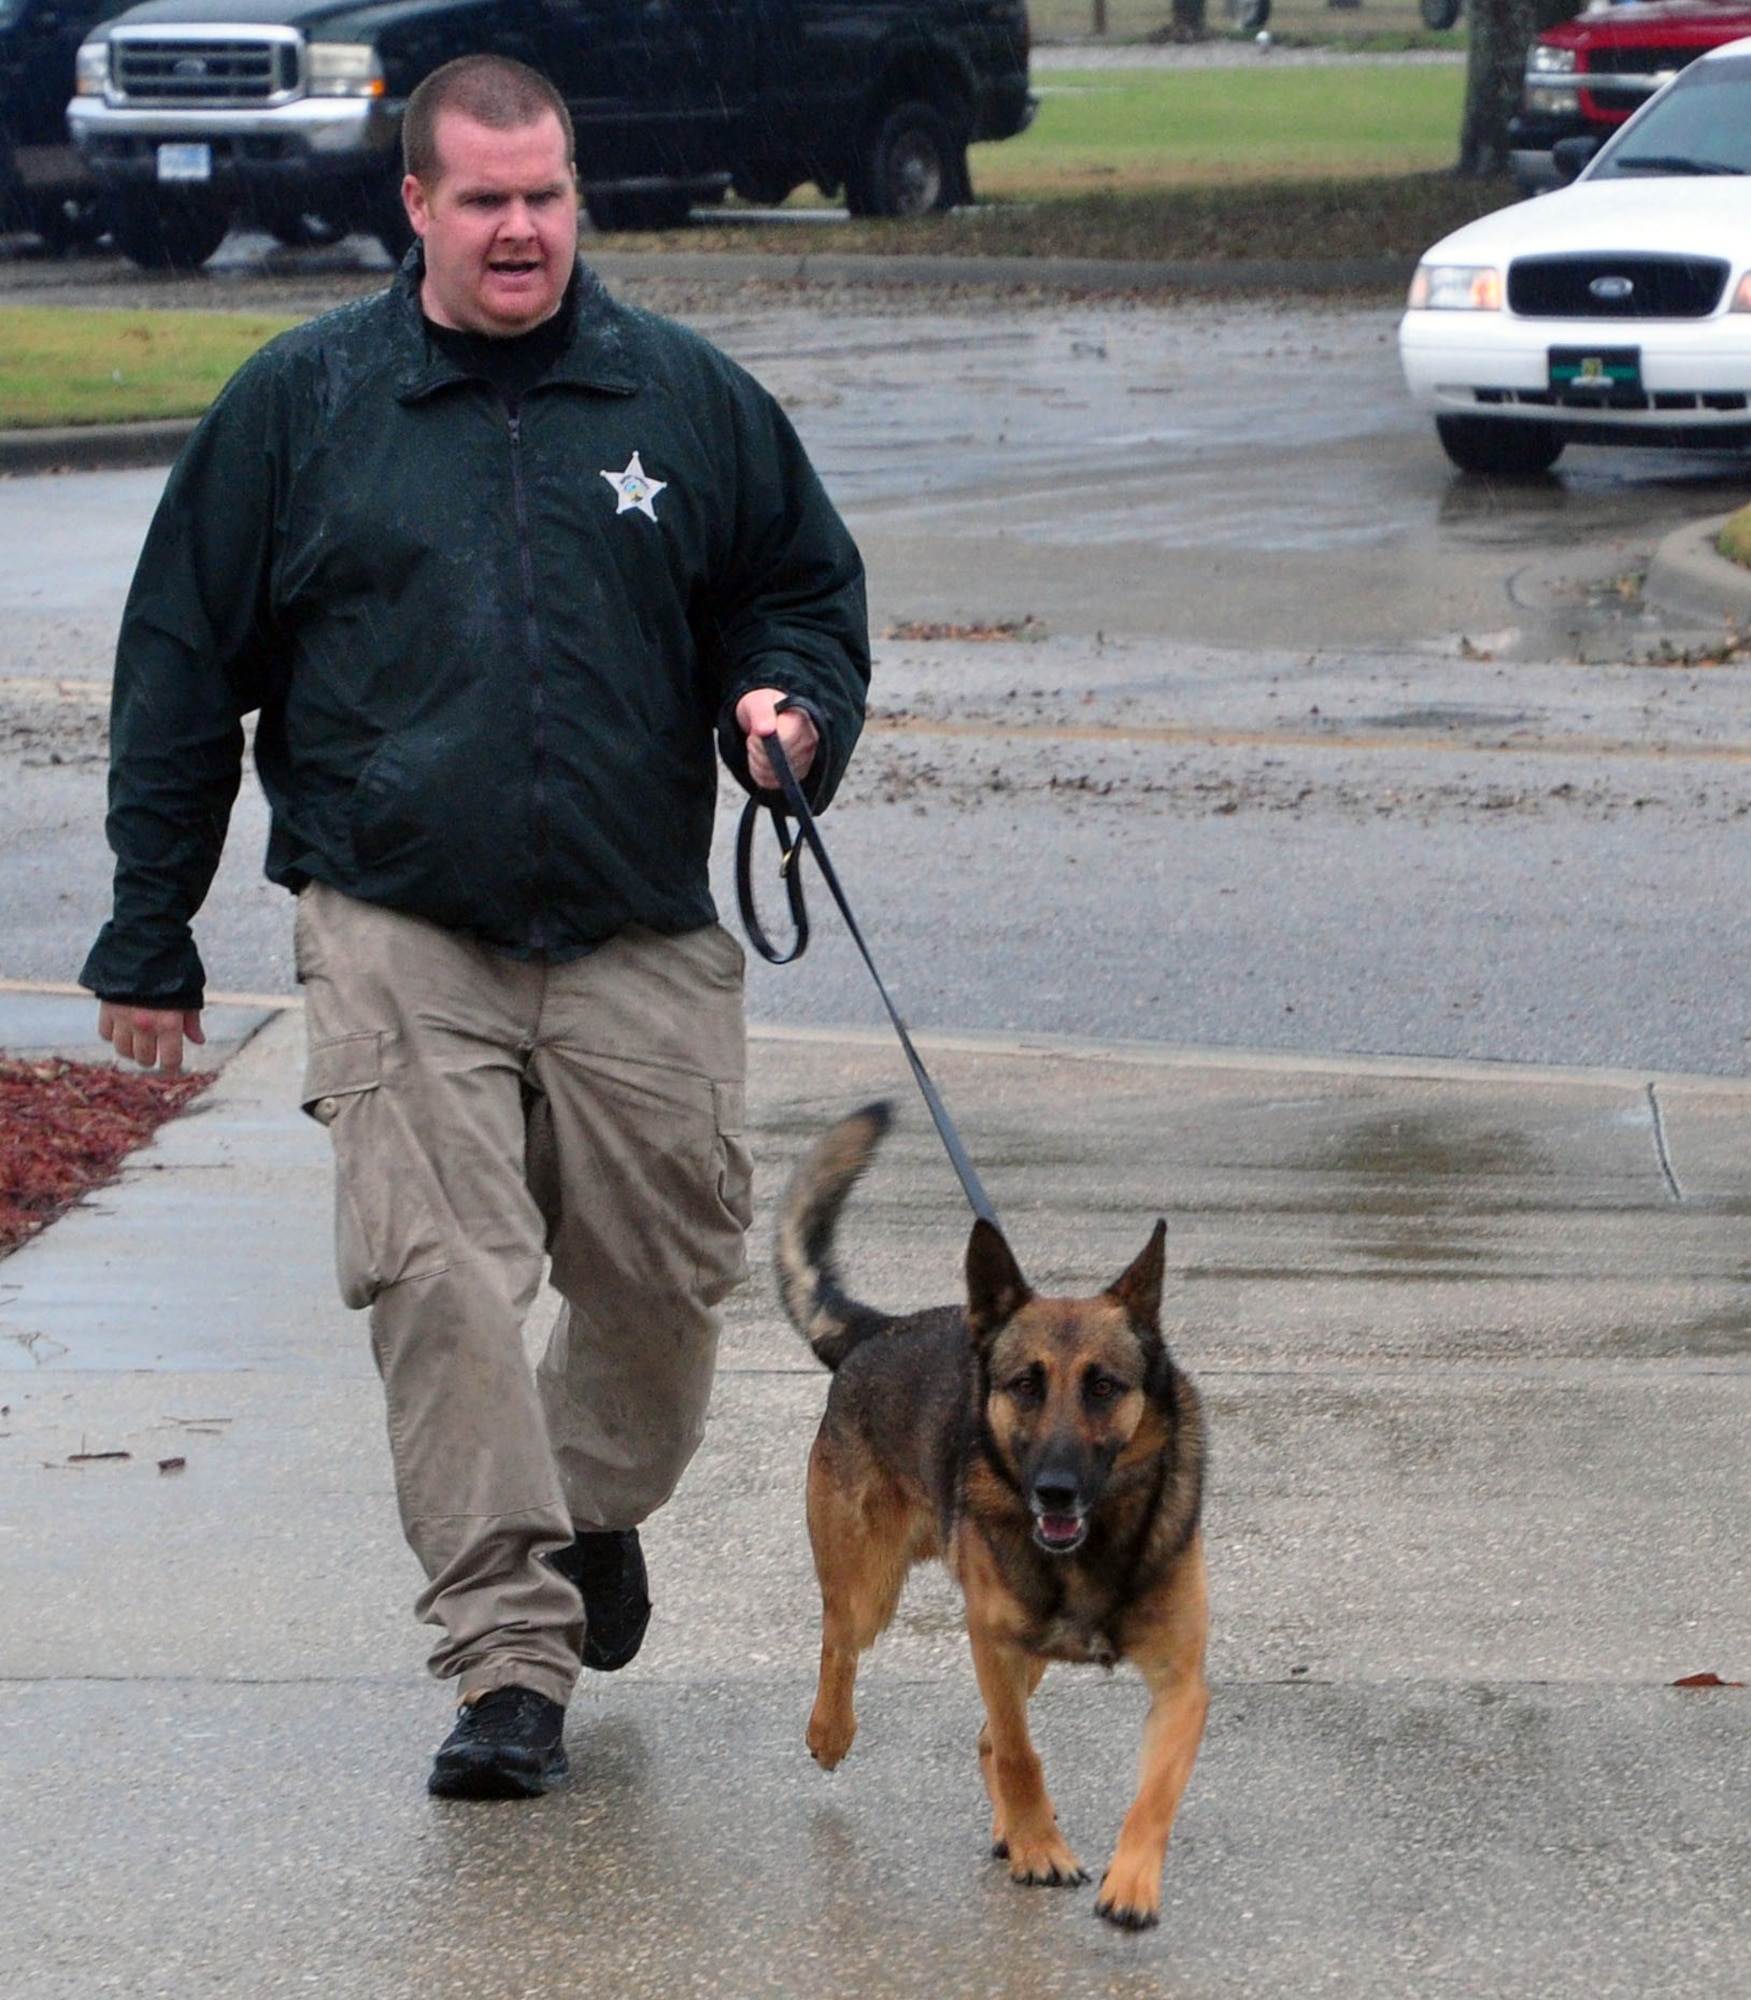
[1550,135,1601,184]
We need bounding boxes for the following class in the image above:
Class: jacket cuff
[78,924,206,1014]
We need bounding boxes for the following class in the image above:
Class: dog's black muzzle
[1025,1442,1113,1556]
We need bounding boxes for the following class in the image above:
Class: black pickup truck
[64,0,1033,268]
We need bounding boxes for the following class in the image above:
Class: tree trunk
[1456,0,1581,177]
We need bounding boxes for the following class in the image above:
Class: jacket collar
[391,248,640,404]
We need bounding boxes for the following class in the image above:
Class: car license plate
[156,142,212,183]
[1548,345,1642,400]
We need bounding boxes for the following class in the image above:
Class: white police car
[1399,37,1751,474]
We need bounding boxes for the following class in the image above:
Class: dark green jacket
[80,259,869,1009]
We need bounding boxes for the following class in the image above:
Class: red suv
[1511,0,1751,187]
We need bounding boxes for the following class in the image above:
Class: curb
[0,250,1414,477]
[1645,513,1751,626]
[0,417,197,475]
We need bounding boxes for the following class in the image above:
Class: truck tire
[846,100,961,218]
[260,204,345,249]
[104,188,232,271]
[584,187,693,232]
[1419,0,1462,26]
[1435,415,1563,477]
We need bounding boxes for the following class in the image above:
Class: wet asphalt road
[6,240,1751,1072]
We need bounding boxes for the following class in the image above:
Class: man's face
[403,108,578,336]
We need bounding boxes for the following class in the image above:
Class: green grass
[1027,0,1462,48]
[971,62,1467,194]
[0,306,299,428]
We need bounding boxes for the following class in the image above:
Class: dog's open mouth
[1032,1511,1087,1554]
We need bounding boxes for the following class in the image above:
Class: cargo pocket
[701,1077,755,1307]
[302,1032,449,1310]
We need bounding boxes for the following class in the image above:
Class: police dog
[777,1102,1208,1930]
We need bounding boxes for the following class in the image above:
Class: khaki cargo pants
[295,882,753,1708]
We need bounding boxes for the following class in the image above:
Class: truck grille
[1508,254,1729,319]
[111,35,300,105]
[1582,45,1700,77]
[1578,44,1703,115]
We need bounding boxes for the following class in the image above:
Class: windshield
[1589,54,1751,177]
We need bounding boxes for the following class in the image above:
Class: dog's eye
[1084,1372,1127,1403]
[1006,1368,1045,1405]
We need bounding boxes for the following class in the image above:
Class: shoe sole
[427,1744,569,1800]
[582,1602,651,1674]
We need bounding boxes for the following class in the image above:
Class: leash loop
[734,787,809,966]
[735,724,1001,1232]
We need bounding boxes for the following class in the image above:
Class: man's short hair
[402,55,576,183]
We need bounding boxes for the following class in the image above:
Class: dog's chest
[1026,1571,1124,1666]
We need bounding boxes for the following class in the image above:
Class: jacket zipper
[507,408,550,953]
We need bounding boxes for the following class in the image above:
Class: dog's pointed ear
[965,1218,1031,1349]
[1107,1219,1167,1329]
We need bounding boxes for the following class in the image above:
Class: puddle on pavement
[1280,1111,1546,1276]
[1353,705,1537,733]
[1606,1302,1751,1358]
[1306,1111,1541,1186]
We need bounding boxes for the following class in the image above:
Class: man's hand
[98,1002,206,1075]
[736,687,819,794]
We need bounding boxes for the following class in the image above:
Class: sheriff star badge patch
[601,451,667,522]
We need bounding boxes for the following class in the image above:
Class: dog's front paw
[1005,1832,1088,1888]
[1094,1860,1162,1930]
[806,1702,856,1771]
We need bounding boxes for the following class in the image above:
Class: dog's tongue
[1039,1513,1081,1547]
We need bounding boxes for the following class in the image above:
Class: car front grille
[1508,254,1729,319]
[111,35,300,106]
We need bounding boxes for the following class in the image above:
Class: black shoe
[547,1528,651,1673]
[427,1686,568,1799]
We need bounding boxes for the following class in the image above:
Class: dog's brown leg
[977,1656,1047,1857]
[960,1531,1085,1887]
[805,1440,918,1770]
[1095,1532,1211,1931]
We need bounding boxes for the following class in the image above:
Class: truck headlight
[305,43,385,97]
[1526,86,1581,114]
[1528,44,1577,73]
[1408,265,1504,312]
[74,40,110,96]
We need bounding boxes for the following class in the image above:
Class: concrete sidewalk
[5,996,1751,1997]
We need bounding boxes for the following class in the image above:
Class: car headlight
[1408,265,1504,312]
[1528,44,1577,73]
[304,42,385,98]
[74,39,110,96]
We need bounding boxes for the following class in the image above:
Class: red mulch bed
[0,1057,211,1256]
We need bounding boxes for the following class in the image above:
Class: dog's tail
[776,1101,894,1372]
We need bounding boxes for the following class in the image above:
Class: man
[81,54,868,1799]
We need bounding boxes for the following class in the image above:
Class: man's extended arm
[81,353,288,1071]
[707,358,869,807]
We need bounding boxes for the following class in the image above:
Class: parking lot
[5,243,1751,1072]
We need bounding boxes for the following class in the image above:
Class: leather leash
[736,726,1001,1232]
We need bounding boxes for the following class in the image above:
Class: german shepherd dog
[777,1103,1208,1930]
